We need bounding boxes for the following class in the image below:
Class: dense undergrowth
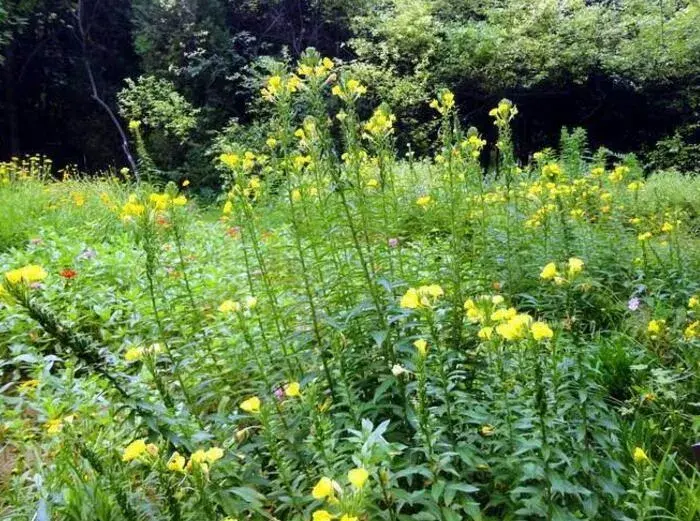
[1,55,699,521]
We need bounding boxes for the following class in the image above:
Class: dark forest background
[1,0,698,181]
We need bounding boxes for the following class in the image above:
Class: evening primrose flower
[689,296,699,310]
[400,288,420,309]
[312,511,334,521]
[416,195,432,208]
[204,447,224,463]
[480,424,495,436]
[348,467,369,489]
[122,439,147,462]
[638,232,653,242]
[647,319,665,336]
[45,418,64,435]
[567,257,584,276]
[429,89,455,115]
[167,451,186,472]
[477,326,494,340]
[530,321,554,341]
[540,262,558,280]
[312,477,335,500]
[219,300,241,313]
[285,381,301,397]
[632,447,650,465]
[413,339,428,356]
[684,320,699,339]
[240,396,261,414]
[124,347,144,362]
[5,265,48,285]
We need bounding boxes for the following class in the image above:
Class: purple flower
[388,238,399,248]
[274,387,285,400]
[628,297,640,311]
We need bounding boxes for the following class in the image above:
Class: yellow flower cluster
[124,343,162,363]
[297,56,334,79]
[399,284,444,309]
[311,468,368,521]
[45,414,75,435]
[332,79,367,102]
[429,89,455,115]
[261,73,302,102]
[540,257,584,284]
[465,295,553,343]
[460,134,486,159]
[364,106,396,138]
[608,165,629,184]
[5,265,48,285]
[149,192,187,211]
[120,194,145,221]
[122,439,159,462]
[489,99,518,126]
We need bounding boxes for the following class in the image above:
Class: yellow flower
[340,516,358,521]
[172,195,187,206]
[684,320,699,339]
[480,424,495,436]
[291,189,302,202]
[540,262,558,280]
[219,300,241,313]
[647,319,665,336]
[542,163,562,180]
[530,321,554,341]
[312,477,335,500]
[149,193,171,210]
[45,418,64,435]
[416,195,432,208]
[348,467,369,489]
[205,447,224,463]
[661,222,674,233]
[312,510,334,521]
[491,307,516,322]
[285,381,301,397]
[5,265,48,285]
[182,179,190,187]
[220,153,240,169]
[124,347,144,362]
[245,296,258,309]
[167,451,186,472]
[632,447,650,465]
[223,200,233,215]
[567,257,584,276]
[366,178,379,189]
[496,314,532,341]
[413,339,428,356]
[689,296,699,310]
[638,232,652,242]
[400,288,420,309]
[240,396,261,413]
[477,326,493,340]
[128,120,141,131]
[122,439,147,462]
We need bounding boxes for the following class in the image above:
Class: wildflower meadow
[1,54,699,521]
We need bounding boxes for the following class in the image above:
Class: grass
[0,62,699,521]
